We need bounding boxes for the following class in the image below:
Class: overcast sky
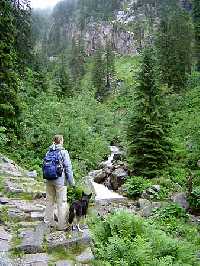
[31,0,61,9]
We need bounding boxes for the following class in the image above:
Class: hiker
[43,135,75,230]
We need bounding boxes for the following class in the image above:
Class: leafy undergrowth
[90,211,200,266]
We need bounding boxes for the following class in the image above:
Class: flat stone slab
[47,229,91,249]
[17,223,48,254]
[0,227,12,252]
[13,200,45,213]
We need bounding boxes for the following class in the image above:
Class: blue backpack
[42,149,64,180]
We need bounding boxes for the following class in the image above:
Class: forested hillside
[0,0,200,265]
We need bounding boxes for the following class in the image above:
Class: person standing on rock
[43,135,75,230]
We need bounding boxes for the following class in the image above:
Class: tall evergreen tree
[193,0,200,71]
[105,40,115,90]
[12,0,32,71]
[0,0,21,134]
[156,0,192,92]
[58,53,72,98]
[92,48,106,101]
[92,42,115,101]
[127,48,171,179]
[69,37,85,83]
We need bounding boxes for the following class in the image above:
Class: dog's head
[81,192,92,202]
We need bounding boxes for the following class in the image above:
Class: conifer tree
[193,0,200,71]
[156,0,192,91]
[12,0,32,71]
[59,69,72,98]
[105,40,115,90]
[69,37,85,83]
[0,0,21,134]
[92,48,106,101]
[127,48,171,179]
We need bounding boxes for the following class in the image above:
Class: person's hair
[53,135,64,144]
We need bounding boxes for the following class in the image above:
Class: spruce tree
[193,0,200,71]
[12,0,32,71]
[92,48,106,101]
[156,0,192,91]
[0,0,21,134]
[127,48,171,179]
[59,69,72,98]
[69,37,85,83]
[105,40,115,90]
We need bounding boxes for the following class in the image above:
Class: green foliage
[188,186,200,212]
[170,75,200,170]
[90,211,199,265]
[156,0,193,91]
[127,48,172,179]
[154,203,189,220]
[0,0,21,135]
[16,90,120,177]
[123,176,151,198]
[12,0,32,70]
[67,186,84,204]
[193,0,200,71]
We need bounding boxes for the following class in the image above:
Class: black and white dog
[68,192,92,232]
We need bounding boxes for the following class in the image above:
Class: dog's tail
[68,205,75,224]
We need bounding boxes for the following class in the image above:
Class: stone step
[4,179,45,198]
[47,229,91,250]
[16,222,48,254]
[0,198,45,223]
[16,222,91,254]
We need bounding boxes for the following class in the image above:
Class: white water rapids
[90,146,124,201]
[91,181,124,201]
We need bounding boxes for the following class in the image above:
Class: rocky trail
[0,155,92,266]
[0,147,138,265]
[1,147,198,265]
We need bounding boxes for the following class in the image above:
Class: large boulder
[137,199,162,218]
[171,192,189,210]
[91,170,107,184]
[142,185,161,199]
[109,167,128,191]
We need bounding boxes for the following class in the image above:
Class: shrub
[154,203,189,221]
[67,186,83,204]
[123,176,151,198]
[188,186,200,213]
[90,211,199,266]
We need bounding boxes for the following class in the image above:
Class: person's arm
[62,150,75,186]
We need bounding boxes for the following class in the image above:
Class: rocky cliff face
[48,0,192,56]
